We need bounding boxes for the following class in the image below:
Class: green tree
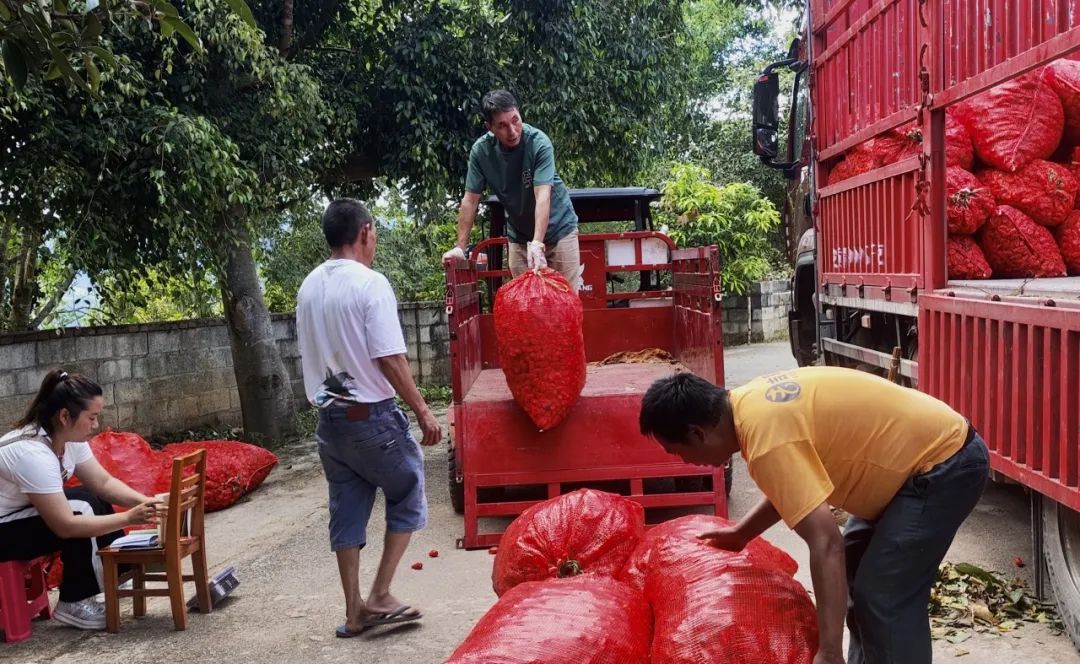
[3,0,699,441]
[0,0,254,92]
[260,187,471,313]
[657,163,781,295]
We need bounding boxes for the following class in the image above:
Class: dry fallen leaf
[972,601,998,625]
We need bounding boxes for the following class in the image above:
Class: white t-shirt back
[296,259,407,406]
[0,426,93,522]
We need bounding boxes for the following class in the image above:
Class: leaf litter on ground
[929,562,1063,644]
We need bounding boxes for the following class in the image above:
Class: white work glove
[526,241,547,270]
[442,246,466,263]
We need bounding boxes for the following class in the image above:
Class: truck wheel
[448,446,465,515]
[1042,499,1080,648]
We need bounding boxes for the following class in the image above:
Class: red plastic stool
[0,557,53,643]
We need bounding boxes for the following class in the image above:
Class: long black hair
[15,368,103,435]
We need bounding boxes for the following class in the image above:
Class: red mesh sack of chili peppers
[1056,211,1080,274]
[494,267,586,431]
[492,489,644,596]
[645,551,818,664]
[978,205,1066,278]
[76,431,169,496]
[444,576,651,664]
[160,440,278,511]
[978,160,1078,227]
[947,235,993,280]
[618,514,798,591]
[954,69,1063,172]
[946,167,995,235]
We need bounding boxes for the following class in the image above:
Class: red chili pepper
[428,549,439,558]
[411,562,423,570]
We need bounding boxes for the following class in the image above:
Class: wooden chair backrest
[163,449,207,547]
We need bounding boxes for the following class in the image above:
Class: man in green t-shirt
[442,90,580,288]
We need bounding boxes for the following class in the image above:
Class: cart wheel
[448,446,465,515]
[1043,499,1080,649]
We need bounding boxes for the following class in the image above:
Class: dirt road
[7,343,1076,663]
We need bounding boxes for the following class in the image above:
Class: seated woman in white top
[0,369,160,631]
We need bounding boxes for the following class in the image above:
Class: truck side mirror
[752,72,781,160]
[751,55,802,172]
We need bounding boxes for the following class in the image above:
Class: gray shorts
[315,399,427,552]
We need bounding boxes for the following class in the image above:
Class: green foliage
[2,0,799,331]
[260,187,476,312]
[294,406,319,441]
[0,0,255,93]
[83,269,223,324]
[657,163,781,295]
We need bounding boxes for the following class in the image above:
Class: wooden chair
[99,449,212,632]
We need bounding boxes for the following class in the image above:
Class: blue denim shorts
[315,399,427,552]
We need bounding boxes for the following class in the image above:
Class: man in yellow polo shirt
[639,367,989,664]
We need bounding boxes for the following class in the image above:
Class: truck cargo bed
[464,362,683,404]
[945,277,1080,301]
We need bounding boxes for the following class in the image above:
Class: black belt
[963,423,977,447]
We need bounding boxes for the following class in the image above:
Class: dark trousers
[844,431,990,664]
[0,487,124,602]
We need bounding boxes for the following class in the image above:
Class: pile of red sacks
[72,431,279,512]
[830,58,1080,279]
[445,490,818,663]
[47,431,277,588]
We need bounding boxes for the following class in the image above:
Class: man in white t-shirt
[296,198,442,638]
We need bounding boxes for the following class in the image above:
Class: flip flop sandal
[335,624,369,638]
[364,605,422,627]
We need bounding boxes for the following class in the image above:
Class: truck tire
[448,446,465,515]
[1042,499,1080,648]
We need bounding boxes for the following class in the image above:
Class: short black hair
[322,198,373,248]
[481,89,519,123]
[639,373,730,443]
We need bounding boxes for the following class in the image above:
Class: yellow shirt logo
[765,381,802,403]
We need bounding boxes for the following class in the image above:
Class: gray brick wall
[0,303,449,436]
[722,280,792,346]
[1,280,785,434]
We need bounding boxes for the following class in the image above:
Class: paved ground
[6,342,1078,663]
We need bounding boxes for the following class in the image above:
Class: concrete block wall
[722,280,792,346]
[0,302,449,437]
[1,281,783,434]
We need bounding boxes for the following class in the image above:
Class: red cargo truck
[443,188,729,549]
[752,0,1080,646]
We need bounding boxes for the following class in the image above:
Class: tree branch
[307,46,360,55]
[30,267,76,330]
[291,0,346,54]
[279,0,294,58]
[0,216,13,297]
[321,152,377,186]
[8,225,42,331]
[274,185,319,213]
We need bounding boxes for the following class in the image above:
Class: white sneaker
[54,598,107,630]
